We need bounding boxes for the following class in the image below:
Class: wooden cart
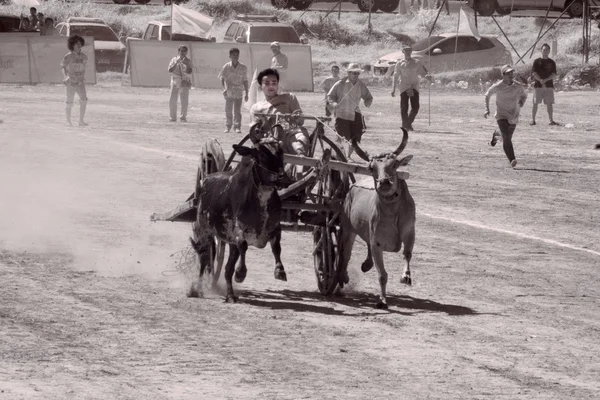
[150,114,409,295]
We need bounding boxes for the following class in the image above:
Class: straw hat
[346,63,362,73]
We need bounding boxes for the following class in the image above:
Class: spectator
[319,65,341,118]
[391,45,432,131]
[19,17,30,32]
[484,65,528,168]
[60,35,88,127]
[36,12,44,30]
[40,18,57,36]
[530,43,559,126]
[28,7,38,29]
[327,63,373,160]
[218,48,249,133]
[270,41,288,90]
[167,45,193,122]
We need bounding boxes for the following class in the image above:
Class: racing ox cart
[150,114,410,300]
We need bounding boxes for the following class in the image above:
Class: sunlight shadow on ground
[517,167,570,173]
[238,289,477,317]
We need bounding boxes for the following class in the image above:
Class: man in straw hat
[391,45,432,132]
[484,65,528,168]
[327,63,373,159]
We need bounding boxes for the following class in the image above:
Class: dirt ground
[1,81,599,399]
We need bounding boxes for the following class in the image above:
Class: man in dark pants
[391,45,432,131]
[485,65,528,168]
[531,43,559,126]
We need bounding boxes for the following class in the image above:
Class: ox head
[353,128,412,197]
[233,137,285,188]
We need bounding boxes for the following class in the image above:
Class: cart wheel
[195,139,227,285]
[311,135,349,295]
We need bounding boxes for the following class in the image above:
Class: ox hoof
[361,260,374,273]
[225,295,238,303]
[187,285,202,298]
[234,268,247,283]
[339,271,349,285]
[274,267,287,282]
[376,300,388,310]
[400,275,412,286]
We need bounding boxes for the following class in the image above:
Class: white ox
[339,129,416,309]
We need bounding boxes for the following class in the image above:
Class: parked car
[468,0,584,17]
[223,14,307,44]
[56,17,126,72]
[141,20,214,42]
[0,13,21,32]
[373,33,513,75]
[111,0,152,4]
[270,0,400,13]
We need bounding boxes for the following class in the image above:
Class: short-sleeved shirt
[485,80,528,124]
[532,57,557,88]
[271,53,288,69]
[327,78,373,121]
[319,75,341,98]
[250,93,302,123]
[394,58,428,93]
[218,61,248,99]
[168,56,193,85]
[60,51,88,85]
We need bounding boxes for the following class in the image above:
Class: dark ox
[339,128,416,309]
[189,137,287,303]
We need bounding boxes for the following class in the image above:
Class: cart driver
[250,68,310,157]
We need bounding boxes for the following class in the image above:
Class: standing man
[270,41,288,90]
[319,65,341,117]
[391,45,432,131]
[485,65,528,168]
[167,45,193,122]
[218,48,249,133]
[530,43,559,126]
[60,35,88,127]
[327,63,373,159]
[28,7,38,30]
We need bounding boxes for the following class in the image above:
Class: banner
[0,35,96,84]
[458,7,481,41]
[128,41,313,92]
[171,4,213,39]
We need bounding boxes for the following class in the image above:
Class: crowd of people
[57,31,560,169]
[17,7,57,36]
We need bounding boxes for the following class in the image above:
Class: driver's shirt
[250,93,302,123]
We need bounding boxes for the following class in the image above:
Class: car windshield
[70,25,119,41]
[411,36,445,51]
[249,26,300,43]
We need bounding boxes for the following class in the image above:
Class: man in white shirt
[218,48,249,133]
[327,63,373,159]
[484,65,528,168]
[391,45,432,131]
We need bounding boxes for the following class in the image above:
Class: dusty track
[1,82,599,399]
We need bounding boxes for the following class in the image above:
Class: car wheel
[566,0,583,17]
[271,0,292,9]
[357,0,379,12]
[112,0,131,4]
[135,0,151,4]
[292,0,311,10]
[476,0,496,16]
[376,0,400,12]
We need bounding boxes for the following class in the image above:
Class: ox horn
[352,141,371,162]
[393,128,409,156]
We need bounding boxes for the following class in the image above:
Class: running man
[485,65,528,168]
